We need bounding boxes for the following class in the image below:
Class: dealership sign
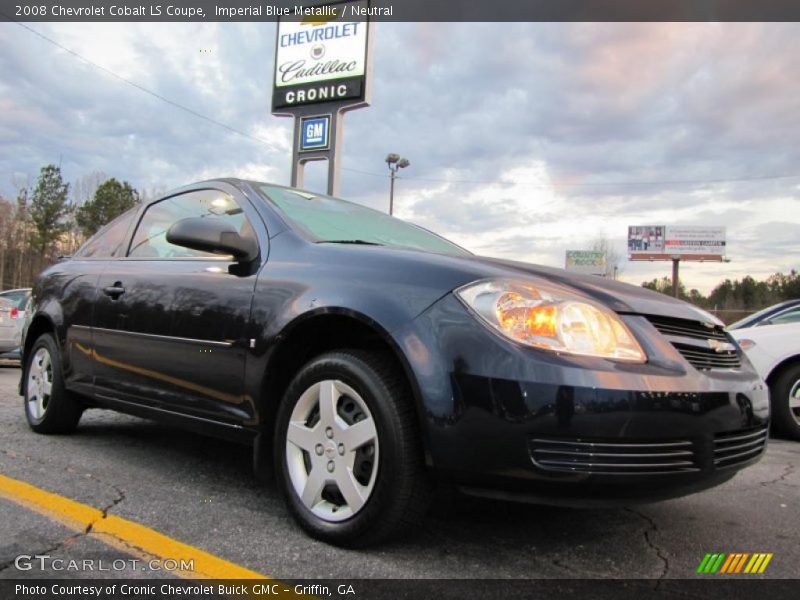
[565,250,606,275]
[628,225,726,260]
[272,2,370,110]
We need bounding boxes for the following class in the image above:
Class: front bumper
[394,294,770,505]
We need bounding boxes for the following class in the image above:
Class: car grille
[713,426,768,467]
[645,315,742,370]
[670,343,742,370]
[529,436,698,474]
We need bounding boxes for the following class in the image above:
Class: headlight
[455,279,646,363]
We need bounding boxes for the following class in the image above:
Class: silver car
[0,288,32,358]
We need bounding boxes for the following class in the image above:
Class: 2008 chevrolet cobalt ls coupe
[21,179,768,546]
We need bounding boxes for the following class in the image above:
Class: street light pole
[385,153,410,215]
[389,167,397,216]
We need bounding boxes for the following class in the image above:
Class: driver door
[92,188,262,425]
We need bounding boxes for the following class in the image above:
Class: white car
[731,321,800,440]
[0,288,31,359]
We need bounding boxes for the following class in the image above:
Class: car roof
[765,299,800,309]
[158,178,317,202]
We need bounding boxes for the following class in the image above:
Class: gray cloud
[1,22,798,291]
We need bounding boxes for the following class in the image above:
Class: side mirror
[166,217,257,262]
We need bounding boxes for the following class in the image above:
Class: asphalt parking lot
[0,362,798,581]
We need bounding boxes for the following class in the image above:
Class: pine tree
[28,164,71,256]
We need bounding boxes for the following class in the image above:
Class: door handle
[103,283,126,299]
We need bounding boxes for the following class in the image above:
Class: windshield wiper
[319,240,385,246]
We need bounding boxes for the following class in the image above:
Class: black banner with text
[3,579,800,600]
[3,0,800,22]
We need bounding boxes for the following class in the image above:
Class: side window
[74,208,138,259]
[128,190,253,259]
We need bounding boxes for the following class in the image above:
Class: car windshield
[257,184,470,256]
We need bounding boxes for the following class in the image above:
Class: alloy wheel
[789,378,800,427]
[285,379,379,522]
[27,347,53,420]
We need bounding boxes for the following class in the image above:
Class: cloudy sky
[1,21,799,292]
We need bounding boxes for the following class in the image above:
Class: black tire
[23,333,83,434]
[274,350,431,547]
[769,362,800,441]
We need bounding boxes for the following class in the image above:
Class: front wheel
[23,333,83,434]
[275,350,430,547]
[770,362,800,441]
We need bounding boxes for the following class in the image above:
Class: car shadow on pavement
[69,412,642,565]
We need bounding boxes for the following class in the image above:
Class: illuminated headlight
[455,279,646,363]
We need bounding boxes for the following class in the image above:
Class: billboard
[565,250,607,276]
[272,1,371,110]
[628,225,726,260]
[627,225,665,254]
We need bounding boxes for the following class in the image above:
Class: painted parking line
[0,472,268,580]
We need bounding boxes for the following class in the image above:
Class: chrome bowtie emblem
[708,339,735,353]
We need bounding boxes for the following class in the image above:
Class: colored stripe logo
[697,552,773,574]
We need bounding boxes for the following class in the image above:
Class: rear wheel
[275,350,430,546]
[23,333,82,434]
[770,362,800,441]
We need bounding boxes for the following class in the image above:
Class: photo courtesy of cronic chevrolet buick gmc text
[20,179,769,546]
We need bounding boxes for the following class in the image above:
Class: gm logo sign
[300,115,330,152]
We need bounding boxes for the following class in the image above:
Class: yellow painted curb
[0,473,267,580]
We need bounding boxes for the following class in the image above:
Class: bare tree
[591,237,625,279]
[140,185,169,204]
[72,171,108,207]
[0,196,12,289]
[65,171,109,253]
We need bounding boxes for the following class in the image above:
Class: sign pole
[272,1,374,197]
[672,257,680,298]
[289,108,345,195]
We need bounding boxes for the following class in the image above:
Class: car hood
[456,255,718,323]
[729,321,800,377]
[730,321,800,347]
[306,242,720,325]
